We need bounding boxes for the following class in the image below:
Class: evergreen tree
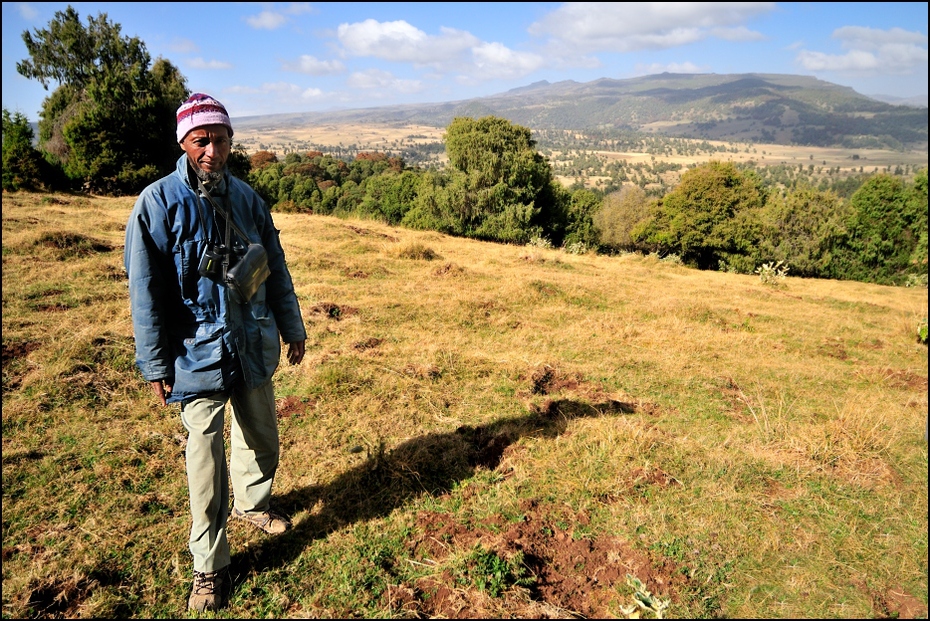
[441,116,556,243]
[633,161,766,270]
[2,108,48,191]
[17,6,187,194]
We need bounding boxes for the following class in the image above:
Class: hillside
[233,73,928,150]
[2,191,927,618]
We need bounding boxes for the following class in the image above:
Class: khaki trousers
[180,380,279,572]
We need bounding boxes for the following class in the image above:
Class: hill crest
[233,72,928,150]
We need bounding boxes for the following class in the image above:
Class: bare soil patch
[309,302,358,320]
[2,341,41,367]
[391,498,688,618]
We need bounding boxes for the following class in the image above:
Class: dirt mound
[309,302,358,320]
[390,499,688,618]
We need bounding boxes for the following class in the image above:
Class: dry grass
[2,190,927,619]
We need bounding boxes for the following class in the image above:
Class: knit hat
[176,93,234,143]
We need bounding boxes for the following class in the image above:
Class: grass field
[233,120,928,193]
[2,190,927,618]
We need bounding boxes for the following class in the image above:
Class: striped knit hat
[176,93,234,142]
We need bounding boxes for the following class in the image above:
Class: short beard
[194,167,223,188]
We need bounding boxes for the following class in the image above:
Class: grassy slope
[2,191,927,619]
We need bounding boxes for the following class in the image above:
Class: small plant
[905,273,928,288]
[918,318,928,345]
[619,574,671,619]
[755,260,789,286]
[396,242,439,260]
[661,253,683,265]
[456,545,534,598]
[526,236,553,250]
[563,241,589,255]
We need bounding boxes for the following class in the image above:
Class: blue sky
[2,2,927,122]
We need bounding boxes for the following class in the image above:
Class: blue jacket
[125,155,306,403]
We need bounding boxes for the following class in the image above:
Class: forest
[3,6,927,287]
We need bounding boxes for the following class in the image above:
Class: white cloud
[336,18,548,85]
[169,38,199,55]
[833,26,928,49]
[17,3,38,20]
[284,3,315,16]
[281,55,345,75]
[528,2,775,52]
[245,10,288,30]
[187,58,233,70]
[346,68,423,94]
[244,3,314,30]
[796,26,928,75]
[301,87,325,100]
[710,26,766,42]
[471,42,546,79]
[337,19,478,64]
[634,61,707,75]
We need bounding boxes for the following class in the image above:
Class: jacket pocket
[173,323,225,396]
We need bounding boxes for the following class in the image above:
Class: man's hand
[150,380,173,407]
[286,340,305,365]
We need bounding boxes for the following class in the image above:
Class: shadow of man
[231,397,637,577]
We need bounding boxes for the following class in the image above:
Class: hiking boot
[231,506,292,535]
[188,566,230,612]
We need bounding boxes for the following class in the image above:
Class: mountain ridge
[232,72,927,150]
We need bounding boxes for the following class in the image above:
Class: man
[124,93,307,612]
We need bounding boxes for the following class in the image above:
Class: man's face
[180,125,230,174]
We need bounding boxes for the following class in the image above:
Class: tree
[908,168,928,277]
[633,161,766,270]
[442,116,555,243]
[2,108,48,191]
[829,172,927,284]
[17,6,187,194]
[594,184,651,252]
[757,185,850,278]
[563,189,602,250]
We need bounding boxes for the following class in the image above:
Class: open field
[232,120,927,191]
[588,141,929,172]
[2,190,927,618]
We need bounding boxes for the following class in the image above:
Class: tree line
[3,6,927,287]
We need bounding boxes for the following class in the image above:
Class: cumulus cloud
[796,26,928,74]
[346,68,423,94]
[301,87,326,101]
[528,2,774,52]
[281,55,345,75]
[471,42,546,79]
[245,10,287,30]
[337,19,478,64]
[634,61,707,75]
[244,3,314,29]
[187,58,233,70]
[335,18,546,84]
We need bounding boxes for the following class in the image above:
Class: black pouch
[225,243,270,303]
[195,173,271,304]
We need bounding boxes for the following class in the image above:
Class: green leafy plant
[918,318,928,345]
[619,574,671,619]
[756,260,789,286]
[457,545,534,598]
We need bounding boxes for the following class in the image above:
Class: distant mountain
[866,93,928,109]
[233,73,928,149]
